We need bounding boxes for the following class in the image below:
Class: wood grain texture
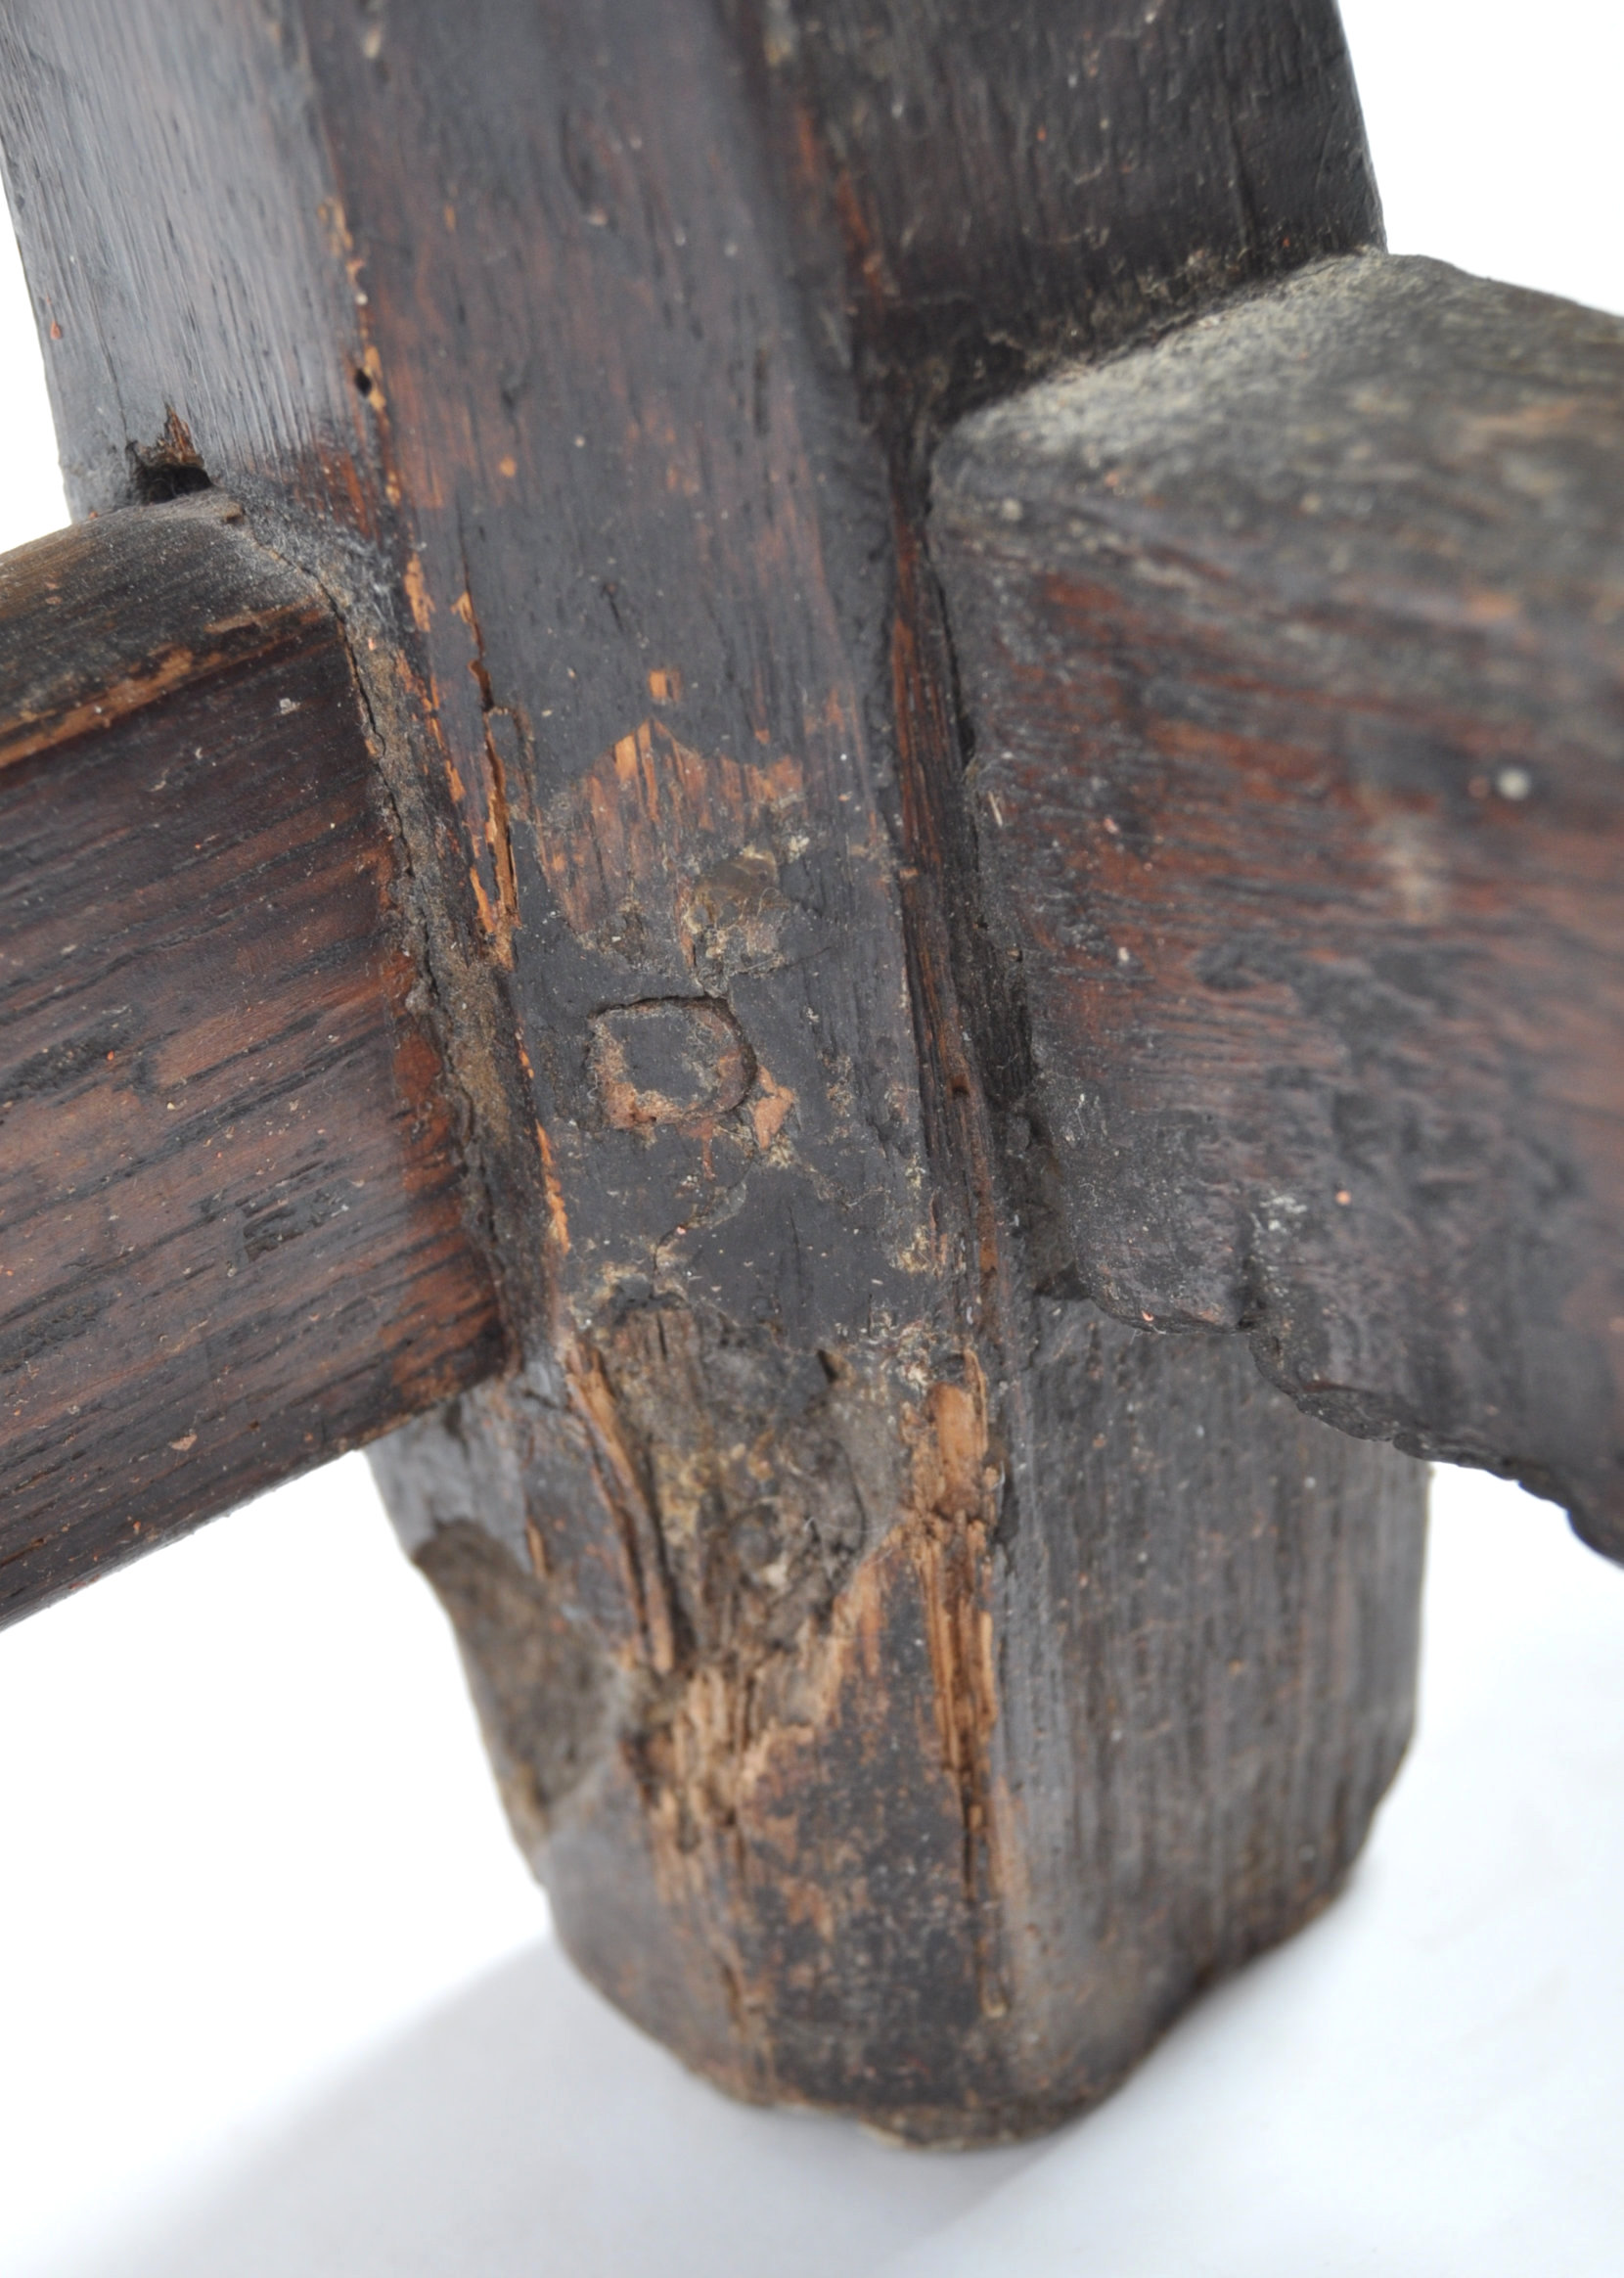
[934,251,1624,1557]
[729,0,1380,437]
[381,1302,1421,2144]
[1,2,1424,2138]
[0,498,504,1621]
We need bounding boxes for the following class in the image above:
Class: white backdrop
[1,5,1621,2271]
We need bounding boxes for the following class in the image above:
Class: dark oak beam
[934,251,1624,1557]
[0,498,505,1621]
[0,0,1426,2145]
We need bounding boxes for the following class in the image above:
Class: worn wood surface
[382,1298,1421,2140]
[934,252,1624,1559]
[0,497,503,1621]
[0,0,1426,2139]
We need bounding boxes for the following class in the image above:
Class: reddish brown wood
[0,496,505,1620]
[933,252,1624,1556]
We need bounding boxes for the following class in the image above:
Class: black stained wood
[0,2,1425,2141]
[0,497,505,1622]
[933,251,1624,1560]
